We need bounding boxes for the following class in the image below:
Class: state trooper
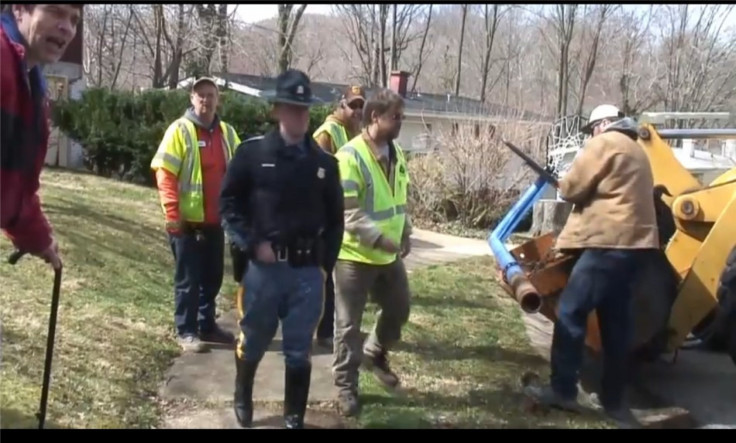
[219,69,345,429]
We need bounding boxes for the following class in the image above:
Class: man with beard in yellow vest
[331,88,413,417]
[312,85,365,348]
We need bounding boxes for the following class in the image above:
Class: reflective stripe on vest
[336,137,409,265]
[313,120,348,154]
[152,118,237,222]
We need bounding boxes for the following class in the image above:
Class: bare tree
[276,4,307,72]
[408,114,547,227]
[334,4,426,87]
[454,4,468,96]
[82,4,111,87]
[389,4,398,72]
[538,4,578,117]
[410,5,434,93]
[614,6,658,115]
[654,4,736,115]
[572,4,615,116]
[83,5,134,89]
[478,4,502,103]
[291,23,328,78]
[378,4,388,86]
[217,4,230,73]
[503,10,526,107]
[128,5,198,88]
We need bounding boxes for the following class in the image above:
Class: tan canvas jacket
[556,122,660,251]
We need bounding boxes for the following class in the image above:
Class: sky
[230,4,333,24]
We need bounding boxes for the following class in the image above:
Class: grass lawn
[0,169,237,429]
[349,255,615,429]
[1,168,612,429]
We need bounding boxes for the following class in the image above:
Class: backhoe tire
[728,314,736,367]
[630,249,679,361]
[719,246,736,366]
[685,245,736,350]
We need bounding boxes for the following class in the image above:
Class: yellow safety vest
[150,117,240,223]
[335,135,410,265]
[313,119,349,154]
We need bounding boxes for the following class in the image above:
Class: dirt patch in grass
[347,255,615,429]
[0,169,238,429]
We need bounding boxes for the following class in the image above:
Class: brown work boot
[363,351,399,389]
[178,335,207,353]
[337,390,360,417]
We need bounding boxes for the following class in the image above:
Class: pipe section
[488,176,549,314]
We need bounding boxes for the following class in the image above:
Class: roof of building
[195,72,552,123]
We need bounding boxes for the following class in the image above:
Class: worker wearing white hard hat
[580,104,625,136]
[525,103,660,428]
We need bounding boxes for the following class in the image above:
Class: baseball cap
[191,77,219,91]
[343,85,366,104]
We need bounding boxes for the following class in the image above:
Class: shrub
[51,87,332,185]
[406,117,548,232]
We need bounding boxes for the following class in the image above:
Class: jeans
[168,226,224,337]
[237,261,324,368]
[550,248,647,409]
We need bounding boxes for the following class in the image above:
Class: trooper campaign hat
[266,69,321,107]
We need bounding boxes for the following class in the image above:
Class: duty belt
[272,237,321,267]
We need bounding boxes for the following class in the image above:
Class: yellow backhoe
[489,116,736,367]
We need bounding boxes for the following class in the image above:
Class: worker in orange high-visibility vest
[151,77,241,353]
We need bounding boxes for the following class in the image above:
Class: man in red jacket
[1,4,82,270]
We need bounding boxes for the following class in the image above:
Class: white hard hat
[582,104,623,133]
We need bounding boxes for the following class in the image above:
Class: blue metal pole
[488,176,549,283]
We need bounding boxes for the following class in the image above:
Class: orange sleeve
[155,168,180,222]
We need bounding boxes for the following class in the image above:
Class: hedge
[51,87,332,185]
[51,87,531,233]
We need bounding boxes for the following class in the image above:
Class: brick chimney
[389,71,411,97]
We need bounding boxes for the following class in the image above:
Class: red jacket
[0,15,54,254]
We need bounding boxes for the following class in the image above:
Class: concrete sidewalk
[158,229,490,429]
[521,312,736,428]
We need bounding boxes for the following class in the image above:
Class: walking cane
[8,249,62,430]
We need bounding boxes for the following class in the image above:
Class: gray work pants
[332,258,411,395]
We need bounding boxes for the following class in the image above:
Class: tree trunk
[454,4,468,96]
[529,199,572,236]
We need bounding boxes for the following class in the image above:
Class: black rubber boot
[284,364,312,429]
[234,351,258,428]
